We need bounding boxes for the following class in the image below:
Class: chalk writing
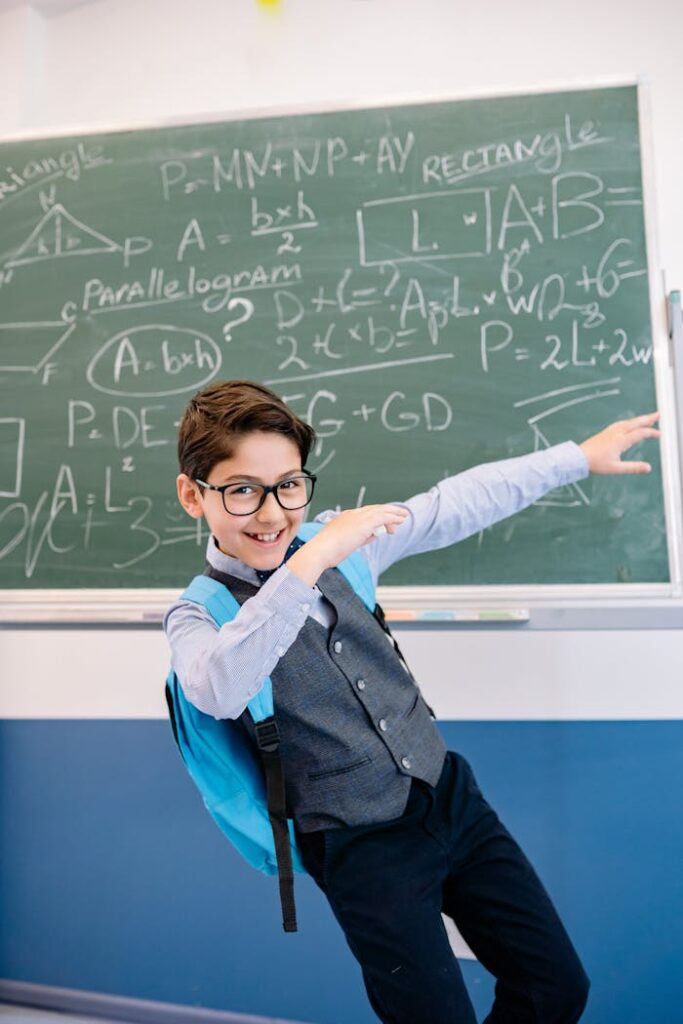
[0,87,666,587]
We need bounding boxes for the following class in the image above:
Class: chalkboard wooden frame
[1,78,682,622]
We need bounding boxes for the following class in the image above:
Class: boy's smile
[177,431,308,571]
[241,522,290,556]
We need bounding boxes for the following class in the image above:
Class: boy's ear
[177,473,204,519]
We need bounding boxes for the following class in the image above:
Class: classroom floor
[0,1007,130,1024]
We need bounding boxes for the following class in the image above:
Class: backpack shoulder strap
[297,522,375,611]
[182,573,241,623]
[337,549,375,611]
[182,573,274,723]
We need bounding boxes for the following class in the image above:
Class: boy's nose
[255,490,282,518]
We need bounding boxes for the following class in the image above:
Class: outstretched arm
[288,413,661,587]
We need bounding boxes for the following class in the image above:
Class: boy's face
[177,431,308,570]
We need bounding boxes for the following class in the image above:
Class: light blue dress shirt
[164,441,588,720]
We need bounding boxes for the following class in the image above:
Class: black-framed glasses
[195,472,317,516]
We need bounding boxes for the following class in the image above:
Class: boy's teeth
[252,531,280,541]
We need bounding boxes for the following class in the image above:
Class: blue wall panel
[1,720,682,1023]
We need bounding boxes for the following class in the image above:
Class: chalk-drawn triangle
[0,320,76,372]
[531,423,589,507]
[7,203,121,268]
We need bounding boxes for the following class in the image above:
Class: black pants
[296,751,589,1024]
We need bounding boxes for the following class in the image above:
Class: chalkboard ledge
[1,584,681,629]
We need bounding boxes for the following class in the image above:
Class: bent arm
[164,568,317,719]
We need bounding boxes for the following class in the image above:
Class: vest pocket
[308,755,372,781]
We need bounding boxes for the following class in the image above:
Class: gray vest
[212,565,446,832]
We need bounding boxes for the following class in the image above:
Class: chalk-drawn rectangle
[0,418,25,497]
[357,188,493,266]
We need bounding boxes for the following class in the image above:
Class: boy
[166,379,659,1024]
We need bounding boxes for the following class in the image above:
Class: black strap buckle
[254,717,280,753]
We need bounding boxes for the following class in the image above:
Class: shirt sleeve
[359,441,589,584]
[164,566,318,720]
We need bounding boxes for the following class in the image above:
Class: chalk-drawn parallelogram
[0,320,76,372]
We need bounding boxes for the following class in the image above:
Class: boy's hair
[177,379,316,481]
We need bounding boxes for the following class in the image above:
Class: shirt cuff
[257,563,319,628]
[553,441,590,485]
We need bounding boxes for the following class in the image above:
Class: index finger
[623,412,660,430]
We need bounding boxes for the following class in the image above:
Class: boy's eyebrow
[218,469,303,484]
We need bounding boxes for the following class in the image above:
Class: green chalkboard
[0,84,669,589]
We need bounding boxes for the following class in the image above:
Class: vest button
[378,718,388,731]
[333,640,343,653]
[401,756,412,771]
[356,679,366,690]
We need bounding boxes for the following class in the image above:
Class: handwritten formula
[0,86,668,587]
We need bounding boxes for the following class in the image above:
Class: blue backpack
[165,523,376,932]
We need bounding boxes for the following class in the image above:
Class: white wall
[1,0,682,721]
[0,4,45,129]
[3,0,681,289]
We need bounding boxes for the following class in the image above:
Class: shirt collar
[205,534,305,586]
